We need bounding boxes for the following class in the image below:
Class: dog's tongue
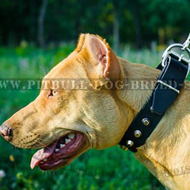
[30,141,57,169]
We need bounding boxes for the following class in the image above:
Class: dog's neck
[117,57,190,189]
[117,57,160,112]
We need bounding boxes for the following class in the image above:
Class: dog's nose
[0,124,13,142]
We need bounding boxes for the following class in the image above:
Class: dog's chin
[30,131,88,171]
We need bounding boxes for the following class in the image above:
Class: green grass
[0,45,165,190]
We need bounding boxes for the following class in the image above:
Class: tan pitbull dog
[1,34,190,190]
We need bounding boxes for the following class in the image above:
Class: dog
[1,33,190,190]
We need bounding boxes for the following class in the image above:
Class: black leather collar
[119,53,189,152]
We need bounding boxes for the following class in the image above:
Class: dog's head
[0,34,133,171]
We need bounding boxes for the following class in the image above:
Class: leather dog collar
[119,36,190,152]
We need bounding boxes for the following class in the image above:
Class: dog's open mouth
[30,132,86,171]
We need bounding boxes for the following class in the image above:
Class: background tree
[38,0,48,49]
[0,0,190,48]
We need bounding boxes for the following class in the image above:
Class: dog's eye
[48,89,58,97]
[52,90,57,96]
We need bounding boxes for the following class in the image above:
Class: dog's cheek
[81,93,125,149]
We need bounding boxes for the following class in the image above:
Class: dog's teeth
[68,133,75,139]
[40,161,44,164]
[65,138,71,144]
[43,158,47,162]
[60,144,65,148]
[55,148,59,152]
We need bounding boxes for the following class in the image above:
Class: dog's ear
[79,34,121,88]
[75,34,86,53]
[87,34,120,79]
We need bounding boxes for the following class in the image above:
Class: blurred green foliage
[0,0,189,48]
[0,0,188,189]
[0,44,166,189]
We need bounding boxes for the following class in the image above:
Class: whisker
[40,66,48,77]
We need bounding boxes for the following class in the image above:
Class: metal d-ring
[161,43,184,67]
[182,33,190,51]
[161,34,190,73]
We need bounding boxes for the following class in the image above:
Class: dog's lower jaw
[31,131,90,171]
